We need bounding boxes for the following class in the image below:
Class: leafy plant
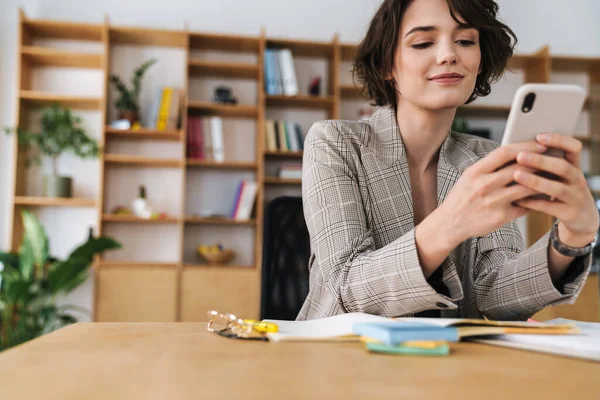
[109,58,157,113]
[0,210,121,351]
[4,104,100,176]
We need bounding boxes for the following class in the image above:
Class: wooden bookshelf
[187,101,258,118]
[184,216,257,226]
[21,46,103,69]
[102,214,180,224]
[264,177,302,185]
[105,126,182,141]
[186,159,258,170]
[104,154,183,168]
[188,59,260,79]
[14,196,97,207]
[8,11,599,325]
[19,90,103,110]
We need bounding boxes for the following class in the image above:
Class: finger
[516,151,580,184]
[515,197,570,220]
[536,134,582,169]
[484,162,537,189]
[473,142,547,175]
[492,182,539,204]
[513,170,572,202]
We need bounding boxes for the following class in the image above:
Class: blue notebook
[353,322,459,345]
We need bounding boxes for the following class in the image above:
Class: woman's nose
[437,42,458,65]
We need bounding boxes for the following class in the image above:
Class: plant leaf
[20,210,49,278]
[68,237,121,263]
[0,252,19,269]
[46,257,90,295]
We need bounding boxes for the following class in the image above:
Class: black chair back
[260,196,310,320]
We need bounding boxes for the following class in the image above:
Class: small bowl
[197,249,235,265]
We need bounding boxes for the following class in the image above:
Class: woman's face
[391,0,481,111]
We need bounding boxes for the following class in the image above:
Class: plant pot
[44,175,72,198]
[118,110,138,125]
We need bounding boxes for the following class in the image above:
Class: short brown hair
[353,0,517,110]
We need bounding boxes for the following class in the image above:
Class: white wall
[0,0,599,319]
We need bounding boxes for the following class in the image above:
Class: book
[294,122,304,150]
[270,49,284,95]
[278,48,298,96]
[265,120,277,152]
[210,116,225,162]
[203,118,213,161]
[234,181,258,221]
[264,312,578,342]
[353,322,460,345]
[186,116,196,158]
[286,121,300,151]
[145,87,163,128]
[167,88,180,130]
[156,87,172,130]
[277,120,288,151]
[230,181,245,218]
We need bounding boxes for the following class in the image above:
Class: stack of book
[264,120,304,152]
[186,116,225,162]
[264,48,298,96]
[145,87,181,130]
[230,181,259,221]
[278,164,302,179]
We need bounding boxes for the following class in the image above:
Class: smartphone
[500,83,587,199]
[501,83,587,152]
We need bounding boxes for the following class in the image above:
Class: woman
[297,0,598,321]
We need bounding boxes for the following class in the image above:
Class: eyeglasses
[206,310,277,340]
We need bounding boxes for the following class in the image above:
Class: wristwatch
[550,221,597,257]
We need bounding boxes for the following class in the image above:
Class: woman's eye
[411,42,433,49]
[456,40,476,46]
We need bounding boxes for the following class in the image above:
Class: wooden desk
[0,323,598,399]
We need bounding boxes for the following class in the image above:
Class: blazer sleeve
[301,121,460,318]
[473,220,592,321]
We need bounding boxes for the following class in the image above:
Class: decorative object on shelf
[131,185,153,219]
[308,76,322,96]
[111,205,133,215]
[109,58,157,125]
[213,86,238,105]
[4,104,100,198]
[0,210,121,351]
[197,243,235,265]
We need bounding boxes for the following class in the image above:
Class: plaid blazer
[297,106,591,321]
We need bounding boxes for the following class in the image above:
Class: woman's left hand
[513,133,599,246]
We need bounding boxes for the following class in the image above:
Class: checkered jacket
[297,106,591,321]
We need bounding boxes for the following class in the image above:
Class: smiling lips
[429,73,464,83]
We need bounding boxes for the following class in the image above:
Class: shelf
[110,26,187,48]
[188,101,258,118]
[183,263,254,269]
[23,19,103,41]
[186,159,257,170]
[184,217,256,226]
[189,33,260,52]
[264,177,302,185]
[14,196,97,207]
[188,59,260,79]
[21,46,103,69]
[102,214,180,224]
[264,151,304,158]
[19,90,102,110]
[267,38,333,58]
[340,84,365,98]
[574,136,600,144]
[105,127,182,141]
[457,104,511,117]
[340,43,357,61]
[98,261,177,268]
[265,95,335,109]
[104,154,183,168]
[551,56,600,72]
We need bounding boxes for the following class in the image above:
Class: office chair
[260,196,310,320]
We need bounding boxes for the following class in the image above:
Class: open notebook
[265,312,577,342]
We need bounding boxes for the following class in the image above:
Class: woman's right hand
[435,141,548,247]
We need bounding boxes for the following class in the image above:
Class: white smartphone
[501,83,587,151]
[500,83,587,199]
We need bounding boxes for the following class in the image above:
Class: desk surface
[0,323,599,400]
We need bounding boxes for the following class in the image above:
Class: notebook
[265,312,577,342]
[353,322,459,345]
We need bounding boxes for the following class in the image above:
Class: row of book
[231,181,259,221]
[264,48,298,96]
[186,116,225,161]
[144,87,181,130]
[265,120,305,152]
[278,164,302,179]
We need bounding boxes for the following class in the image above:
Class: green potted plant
[109,58,157,125]
[0,210,121,351]
[4,104,101,198]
